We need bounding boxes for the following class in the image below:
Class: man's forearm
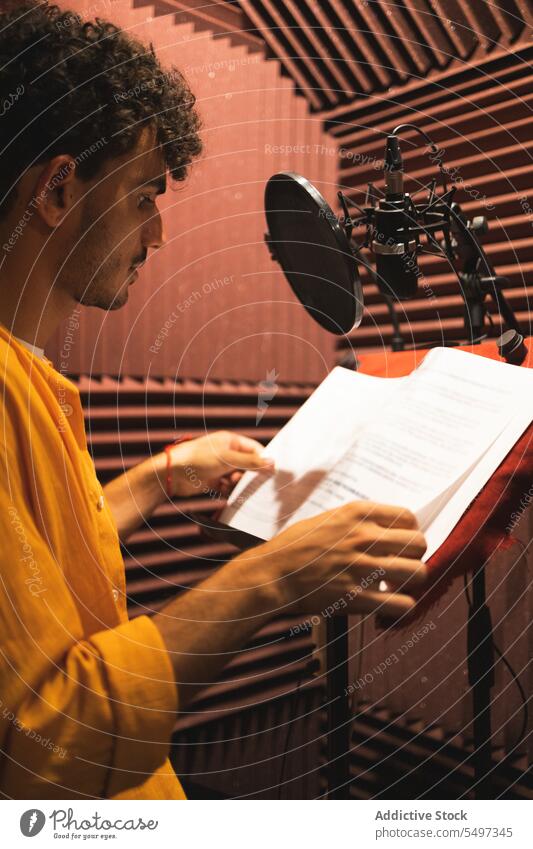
[103,452,166,540]
[152,545,285,709]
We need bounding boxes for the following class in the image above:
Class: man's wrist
[150,450,169,494]
[156,439,197,499]
[151,446,188,498]
[227,543,292,616]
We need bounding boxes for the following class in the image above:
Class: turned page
[288,347,533,559]
[220,366,405,540]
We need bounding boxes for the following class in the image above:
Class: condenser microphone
[372,135,419,300]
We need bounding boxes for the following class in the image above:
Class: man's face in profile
[60,125,166,312]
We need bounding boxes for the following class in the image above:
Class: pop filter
[264,172,363,335]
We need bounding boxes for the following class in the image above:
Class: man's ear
[32,155,79,228]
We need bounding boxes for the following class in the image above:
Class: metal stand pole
[325,615,351,798]
[467,563,495,798]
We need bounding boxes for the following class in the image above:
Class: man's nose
[142,207,166,250]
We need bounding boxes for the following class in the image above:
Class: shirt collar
[14,335,46,360]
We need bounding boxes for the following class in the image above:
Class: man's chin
[77,286,130,311]
[107,291,129,311]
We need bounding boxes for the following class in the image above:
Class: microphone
[264,124,523,348]
[372,135,419,300]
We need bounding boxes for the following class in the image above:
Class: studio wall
[37,0,533,798]
[237,0,533,356]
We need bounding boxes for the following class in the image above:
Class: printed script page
[220,366,404,540]
[221,348,533,560]
[288,347,533,560]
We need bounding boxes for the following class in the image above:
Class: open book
[220,347,533,562]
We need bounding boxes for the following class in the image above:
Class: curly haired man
[0,1,426,799]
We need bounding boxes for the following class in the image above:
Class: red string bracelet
[164,434,194,499]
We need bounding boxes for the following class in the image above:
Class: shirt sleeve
[0,382,178,799]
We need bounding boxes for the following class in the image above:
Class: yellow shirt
[0,327,185,799]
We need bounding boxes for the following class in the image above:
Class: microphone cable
[463,570,529,754]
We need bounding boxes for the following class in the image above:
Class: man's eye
[138,194,155,208]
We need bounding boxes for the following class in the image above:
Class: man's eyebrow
[137,176,167,195]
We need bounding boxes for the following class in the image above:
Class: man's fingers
[350,555,427,590]
[228,433,267,454]
[345,590,416,618]
[218,470,244,497]
[352,502,419,531]
[222,450,275,472]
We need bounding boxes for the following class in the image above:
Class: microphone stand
[263,148,526,799]
[341,180,526,799]
[444,202,527,797]
[467,563,496,798]
[448,202,522,345]
[383,293,407,352]
[325,617,351,798]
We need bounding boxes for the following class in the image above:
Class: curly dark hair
[0,0,202,214]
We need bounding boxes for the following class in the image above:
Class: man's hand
[104,430,273,541]
[236,500,427,620]
[153,499,427,707]
[167,430,274,498]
